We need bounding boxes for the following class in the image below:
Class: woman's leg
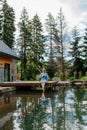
[41,82,45,92]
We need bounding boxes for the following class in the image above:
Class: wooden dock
[1,80,87,88]
[71,80,87,86]
[0,81,57,88]
[0,80,87,93]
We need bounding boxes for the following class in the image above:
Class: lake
[0,87,87,130]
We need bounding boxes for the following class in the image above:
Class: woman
[40,68,49,92]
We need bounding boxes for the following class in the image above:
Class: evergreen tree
[29,14,45,74]
[82,25,87,72]
[45,12,57,78]
[69,26,83,78]
[1,0,15,48]
[0,0,3,39]
[70,27,81,60]
[56,8,67,80]
[18,7,31,80]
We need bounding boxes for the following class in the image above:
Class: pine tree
[2,0,15,48]
[82,25,87,71]
[70,27,81,60]
[18,7,31,80]
[30,14,45,71]
[45,12,56,78]
[69,26,83,78]
[0,0,3,39]
[56,8,67,80]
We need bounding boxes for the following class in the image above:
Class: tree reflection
[1,88,87,130]
[74,88,87,126]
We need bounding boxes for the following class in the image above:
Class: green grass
[80,76,87,80]
[69,76,87,81]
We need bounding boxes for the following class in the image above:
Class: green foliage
[45,12,57,78]
[80,76,87,80]
[69,76,75,81]
[69,27,83,79]
[69,76,87,81]
[17,9,46,80]
[1,1,87,81]
[35,74,40,81]
[18,7,32,80]
[0,0,15,48]
[30,14,45,62]
[82,25,87,71]
[0,0,3,39]
[70,27,81,61]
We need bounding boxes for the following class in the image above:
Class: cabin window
[4,63,10,81]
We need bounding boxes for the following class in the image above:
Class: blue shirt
[40,72,49,82]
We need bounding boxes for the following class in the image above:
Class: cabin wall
[0,56,18,82]
[12,59,18,81]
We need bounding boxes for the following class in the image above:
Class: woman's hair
[42,68,46,72]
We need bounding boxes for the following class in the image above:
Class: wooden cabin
[0,40,20,82]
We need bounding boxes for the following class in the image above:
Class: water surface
[0,87,87,130]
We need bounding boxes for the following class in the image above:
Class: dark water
[0,87,87,130]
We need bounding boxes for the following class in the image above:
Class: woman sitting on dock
[40,68,49,92]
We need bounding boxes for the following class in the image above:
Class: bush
[69,76,75,81]
[81,76,87,80]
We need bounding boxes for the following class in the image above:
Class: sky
[7,0,87,32]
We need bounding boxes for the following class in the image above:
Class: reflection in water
[39,92,51,111]
[0,88,87,130]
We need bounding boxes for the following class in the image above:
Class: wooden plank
[0,81,57,87]
[71,80,87,86]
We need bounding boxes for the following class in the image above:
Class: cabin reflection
[0,93,16,128]
[0,93,16,111]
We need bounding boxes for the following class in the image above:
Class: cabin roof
[0,40,20,60]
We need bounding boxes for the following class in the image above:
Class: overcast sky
[7,0,87,31]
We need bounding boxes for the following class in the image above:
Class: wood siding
[0,56,12,68]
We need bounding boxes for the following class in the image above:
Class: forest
[0,0,87,81]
